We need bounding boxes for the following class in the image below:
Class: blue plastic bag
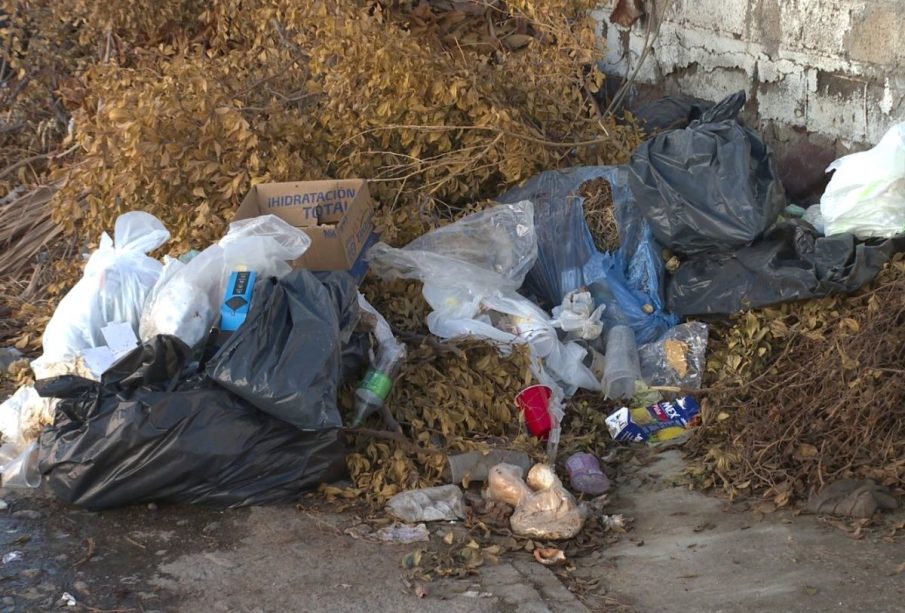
[498,166,676,344]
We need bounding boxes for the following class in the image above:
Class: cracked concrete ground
[1,449,903,612]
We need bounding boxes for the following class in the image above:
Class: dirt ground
[1,448,903,613]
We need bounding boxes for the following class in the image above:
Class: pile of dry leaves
[0,0,642,354]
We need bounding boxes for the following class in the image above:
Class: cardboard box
[234,179,377,277]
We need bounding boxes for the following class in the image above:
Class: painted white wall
[595,0,905,145]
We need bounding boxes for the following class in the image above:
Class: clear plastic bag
[0,385,57,449]
[386,485,466,522]
[140,214,311,348]
[820,122,905,239]
[40,211,170,364]
[368,201,537,295]
[639,322,709,389]
[369,202,600,395]
[486,463,586,540]
[1,442,40,489]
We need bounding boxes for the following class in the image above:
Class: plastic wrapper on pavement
[36,336,347,510]
[628,91,786,256]
[820,122,905,239]
[667,220,905,316]
[639,322,709,389]
[207,270,360,431]
[496,166,677,344]
[386,485,465,522]
[37,212,170,367]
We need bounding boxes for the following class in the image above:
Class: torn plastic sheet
[496,166,677,345]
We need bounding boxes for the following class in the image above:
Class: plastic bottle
[603,325,642,400]
[352,345,406,427]
[446,450,532,484]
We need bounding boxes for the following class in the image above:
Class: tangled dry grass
[579,177,619,253]
[688,258,905,507]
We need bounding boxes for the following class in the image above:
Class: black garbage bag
[628,91,786,256]
[37,336,347,510]
[634,91,746,135]
[207,270,359,431]
[667,221,905,316]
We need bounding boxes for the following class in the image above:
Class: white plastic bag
[802,204,825,235]
[550,290,605,340]
[139,214,310,348]
[40,211,170,363]
[369,202,601,396]
[138,256,210,349]
[820,123,905,239]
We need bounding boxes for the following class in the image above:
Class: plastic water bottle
[352,347,405,427]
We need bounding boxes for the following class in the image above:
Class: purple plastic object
[565,452,610,495]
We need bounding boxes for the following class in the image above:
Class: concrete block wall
[595,0,905,148]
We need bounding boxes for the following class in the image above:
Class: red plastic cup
[516,385,553,439]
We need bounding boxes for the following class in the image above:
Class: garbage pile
[1,72,904,558]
